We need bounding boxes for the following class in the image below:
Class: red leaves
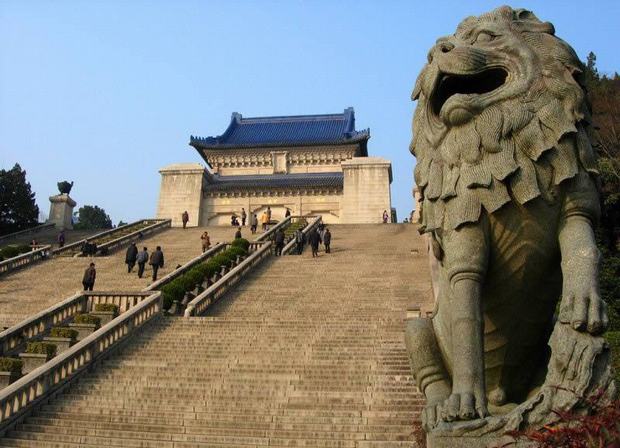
[507,397,620,448]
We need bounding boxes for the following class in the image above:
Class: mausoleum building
[157,108,392,226]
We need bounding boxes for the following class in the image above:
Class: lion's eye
[474,31,495,44]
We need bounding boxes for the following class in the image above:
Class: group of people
[125,243,165,280]
[306,223,331,257]
[284,223,332,257]
[183,207,297,234]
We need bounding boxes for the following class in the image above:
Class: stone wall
[341,157,392,224]
[201,191,342,225]
[156,163,205,227]
[156,156,393,226]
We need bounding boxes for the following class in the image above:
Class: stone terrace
[0,226,257,329]
[0,224,433,447]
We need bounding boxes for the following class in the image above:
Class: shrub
[0,244,31,260]
[161,280,186,310]
[25,342,57,357]
[227,246,247,259]
[184,268,204,291]
[204,260,221,278]
[158,245,251,311]
[231,238,250,252]
[49,327,78,339]
[94,303,119,314]
[0,357,23,373]
[211,253,230,267]
[73,313,101,326]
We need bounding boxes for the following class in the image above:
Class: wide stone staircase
[0,224,432,447]
[0,226,256,329]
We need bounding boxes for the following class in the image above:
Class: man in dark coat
[136,247,149,278]
[125,242,138,273]
[57,230,65,248]
[149,246,164,281]
[82,262,96,291]
[182,211,189,229]
[323,228,332,254]
[241,208,247,226]
[234,227,242,239]
[294,229,304,255]
[308,229,321,258]
[274,228,285,256]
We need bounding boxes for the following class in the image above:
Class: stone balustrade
[282,215,323,255]
[0,223,55,244]
[184,241,273,317]
[0,291,157,357]
[0,245,52,277]
[53,219,170,257]
[253,216,291,242]
[0,291,161,432]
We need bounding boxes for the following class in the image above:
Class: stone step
[0,225,429,447]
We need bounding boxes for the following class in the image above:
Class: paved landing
[0,226,261,329]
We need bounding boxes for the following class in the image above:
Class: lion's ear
[514,8,555,35]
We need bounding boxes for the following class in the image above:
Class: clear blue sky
[1,0,618,223]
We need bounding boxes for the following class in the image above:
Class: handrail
[0,291,156,357]
[52,219,169,256]
[95,219,171,255]
[0,245,52,277]
[254,216,291,242]
[282,215,322,255]
[144,243,227,292]
[0,291,161,431]
[0,223,55,243]
[184,241,272,317]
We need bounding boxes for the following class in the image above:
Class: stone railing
[254,216,291,242]
[184,241,273,317]
[282,215,322,255]
[144,243,227,292]
[0,291,162,432]
[53,219,170,257]
[0,223,55,244]
[95,219,171,255]
[0,245,52,277]
[0,291,157,357]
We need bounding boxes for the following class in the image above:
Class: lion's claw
[440,392,487,423]
[559,288,608,335]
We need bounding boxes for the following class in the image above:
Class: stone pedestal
[48,194,76,230]
[341,157,392,224]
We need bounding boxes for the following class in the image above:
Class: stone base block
[48,194,76,230]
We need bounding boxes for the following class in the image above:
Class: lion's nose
[438,41,455,53]
[428,40,455,63]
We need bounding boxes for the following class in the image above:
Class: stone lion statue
[406,6,615,446]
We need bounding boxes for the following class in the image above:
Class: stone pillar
[48,194,76,230]
[156,163,206,227]
[341,157,392,224]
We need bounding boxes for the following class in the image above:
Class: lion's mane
[411,6,598,232]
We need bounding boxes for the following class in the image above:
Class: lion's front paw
[440,392,488,422]
[559,282,608,334]
[421,402,443,431]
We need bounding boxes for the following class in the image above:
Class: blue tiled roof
[203,172,343,192]
[190,107,369,150]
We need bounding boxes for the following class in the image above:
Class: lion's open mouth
[432,68,508,116]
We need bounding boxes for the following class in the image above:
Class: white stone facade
[156,156,392,226]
